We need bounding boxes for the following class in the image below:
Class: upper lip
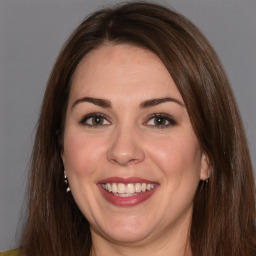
[97,176,159,184]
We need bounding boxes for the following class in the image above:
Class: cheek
[147,132,202,180]
[62,131,107,176]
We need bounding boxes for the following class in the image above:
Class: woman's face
[62,44,209,246]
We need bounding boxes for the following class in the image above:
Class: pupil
[93,117,102,125]
[155,117,164,125]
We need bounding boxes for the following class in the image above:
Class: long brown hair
[20,2,256,255]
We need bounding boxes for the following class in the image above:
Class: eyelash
[80,113,111,128]
[79,113,176,129]
[145,113,176,128]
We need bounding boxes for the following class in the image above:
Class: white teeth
[107,183,112,192]
[102,182,156,194]
[126,183,135,193]
[112,183,118,193]
[117,183,126,193]
[115,193,136,197]
[146,184,151,190]
[141,183,146,192]
[135,183,142,193]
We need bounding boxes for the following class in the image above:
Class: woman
[3,1,255,256]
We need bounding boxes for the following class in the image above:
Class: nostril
[110,156,143,166]
[106,128,145,165]
[107,145,145,166]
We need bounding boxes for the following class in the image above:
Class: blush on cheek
[63,135,106,176]
[152,135,201,178]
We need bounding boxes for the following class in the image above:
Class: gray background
[0,0,255,251]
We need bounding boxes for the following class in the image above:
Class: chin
[93,216,154,244]
[104,228,152,244]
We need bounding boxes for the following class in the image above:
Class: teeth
[115,193,136,197]
[126,184,135,193]
[147,184,154,190]
[135,183,142,193]
[112,183,118,193]
[106,183,112,192]
[117,183,126,193]
[102,182,156,194]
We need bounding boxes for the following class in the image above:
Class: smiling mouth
[102,182,156,197]
[98,177,159,206]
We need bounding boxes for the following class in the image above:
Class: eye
[145,113,176,128]
[80,113,111,127]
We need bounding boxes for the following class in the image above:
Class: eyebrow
[71,96,185,109]
[139,97,185,108]
[71,97,112,109]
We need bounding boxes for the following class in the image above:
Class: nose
[107,125,145,166]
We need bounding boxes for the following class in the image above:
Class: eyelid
[79,112,176,129]
[144,113,176,128]
[79,112,111,127]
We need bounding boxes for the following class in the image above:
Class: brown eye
[92,116,104,125]
[80,113,111,127]
[146,114,176,128]
[154,117,167,126]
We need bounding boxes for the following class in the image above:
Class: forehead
[70,44,183,103]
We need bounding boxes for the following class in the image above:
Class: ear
[200,153,211,181]
[57,129,65,165]
[61,150,66,166]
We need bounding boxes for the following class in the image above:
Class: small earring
[64,170,71,192]
[205,174,210,184]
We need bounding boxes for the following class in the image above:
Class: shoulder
[0,249,20,256]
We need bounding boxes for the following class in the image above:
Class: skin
[62,44,209,256]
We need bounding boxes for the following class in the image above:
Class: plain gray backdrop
[0,0,255,251]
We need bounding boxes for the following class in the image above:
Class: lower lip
[98,184,158,207]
